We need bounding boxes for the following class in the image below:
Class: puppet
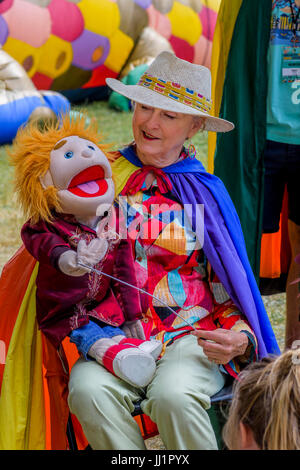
[10,113,162,388]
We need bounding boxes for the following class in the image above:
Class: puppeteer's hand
[58,238,108,277]
[192,328,249,365]
[122,320,146,340]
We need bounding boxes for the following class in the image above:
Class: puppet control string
[77,262,197,331]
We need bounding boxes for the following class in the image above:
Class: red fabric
[121,166,172,196]
[102,343,135,376]
[31,72,53,90]
[82,65,118,88]
[119,337,145,347]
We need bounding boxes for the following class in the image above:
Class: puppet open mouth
[67,165,108,198]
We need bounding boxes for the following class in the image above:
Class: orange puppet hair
[10,112,112,224]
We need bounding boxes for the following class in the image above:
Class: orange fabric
[0,246,86,449]
[42,334,89,450]
[0,246,156,449]
[260,187,291,279]
[0,245,36,391]
[134,415,158,440]
[260,231,281,279]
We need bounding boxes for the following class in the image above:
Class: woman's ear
[187,117,205,139]
[40,170,54,189]
[239,421,260,450]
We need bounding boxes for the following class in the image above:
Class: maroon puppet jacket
[21,212,142,348]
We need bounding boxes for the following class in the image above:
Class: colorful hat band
[138,74,212,114]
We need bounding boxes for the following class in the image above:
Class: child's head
[223,347,300,450]
[10,113,114,224]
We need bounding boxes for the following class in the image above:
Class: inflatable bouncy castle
[0,47,70,144]
[0,0,221,141]
[0,0,221,102]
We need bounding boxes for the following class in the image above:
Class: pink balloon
[48,0,84,42]
[147,5,172,39]
[193,35,212,68]
[169,35,194,63]
[199,6,217,42]
[3,0,51,47]
[0,0,13,15]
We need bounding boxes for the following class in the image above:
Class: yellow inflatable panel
[105,29,134,73]
[37,35,73,79]
[207,0,222,13]
[2,37,41,78]
[77,0,120,37]
[167,1,202,46]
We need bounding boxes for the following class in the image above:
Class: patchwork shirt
[117,178,258,377]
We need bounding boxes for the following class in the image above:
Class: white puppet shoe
[102,343,156,388]
[118,337,163,361]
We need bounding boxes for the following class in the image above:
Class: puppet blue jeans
[69,320,125,359]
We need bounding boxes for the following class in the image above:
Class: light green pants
[68,334,225,450]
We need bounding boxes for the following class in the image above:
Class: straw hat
[106,51,234,133]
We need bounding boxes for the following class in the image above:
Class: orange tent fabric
[0,246,36,391]
[0,245,157,449]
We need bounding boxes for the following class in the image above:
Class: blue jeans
[69,320,125,359]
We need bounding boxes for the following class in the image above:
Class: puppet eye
[88,145,95,151]
[64,151,74,159]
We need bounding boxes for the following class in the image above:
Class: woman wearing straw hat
[68,52,280,450]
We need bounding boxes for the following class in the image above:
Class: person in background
[223,346,300,450]
[264,0,300,348]
[211,0,300,348]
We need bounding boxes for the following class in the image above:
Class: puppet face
[42,135,114,217]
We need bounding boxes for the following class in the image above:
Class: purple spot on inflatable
[133,0,152,8]
[0,16,8,46]
[71,30,110,71]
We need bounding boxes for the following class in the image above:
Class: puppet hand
[58,250,91,277]
[77,238,108,268]
[122,320,146,340]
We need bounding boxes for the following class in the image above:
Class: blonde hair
[10,113,112,224]
[223,348,300,450]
